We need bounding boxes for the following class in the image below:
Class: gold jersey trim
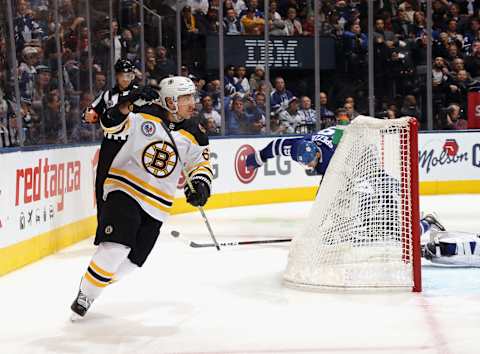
[178,129,199,145]
[109,168,174,201]
[100,116,131,134]
[140,113,163,124]
[104,179,171,213]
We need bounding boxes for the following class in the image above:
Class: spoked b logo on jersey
[143,141,178,178]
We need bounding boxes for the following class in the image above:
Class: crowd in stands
[1,0,480,147]
[173,0,480,133]
[0,0,147,147]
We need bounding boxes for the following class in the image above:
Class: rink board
[1,131,480,275]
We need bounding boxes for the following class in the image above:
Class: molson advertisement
[417,132,480,194]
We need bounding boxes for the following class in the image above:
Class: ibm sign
[206,36,335,70]
[244,39,299,68]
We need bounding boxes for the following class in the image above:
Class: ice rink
[1,194,479,354]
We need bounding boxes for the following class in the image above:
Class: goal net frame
[284,116,422,292]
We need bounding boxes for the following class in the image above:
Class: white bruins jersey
[102,112,212,222]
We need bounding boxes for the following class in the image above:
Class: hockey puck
[171,230,180,238]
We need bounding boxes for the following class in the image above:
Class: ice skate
[70,289,94,322]
[422,213,446,231]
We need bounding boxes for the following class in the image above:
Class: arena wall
[1,131,479,275]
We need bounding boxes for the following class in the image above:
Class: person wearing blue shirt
[239,0,263,18]
[270,77,293,111]
[224,65,243,96]
[246,126,337,176]
[226,95,249,135]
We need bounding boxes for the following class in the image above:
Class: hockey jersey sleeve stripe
[106,174,173,207]
[190,172,213,185]
[110,168,174,201]
[187,161,213,175]
[104,179,171,213]
[189,160,211,169]
[178,129,199,145]
[190,167,213,180]
[140,113,163,124]
[101,116,131,134]
[105,120,128,136]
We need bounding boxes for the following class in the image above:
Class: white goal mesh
[284,116,421,291]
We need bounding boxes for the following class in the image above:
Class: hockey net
[284,116,421,292]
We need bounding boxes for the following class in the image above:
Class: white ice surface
[1,195,480,354]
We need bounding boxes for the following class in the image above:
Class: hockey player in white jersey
[71,76,213,320]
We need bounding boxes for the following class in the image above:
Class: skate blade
[70,312,84,322]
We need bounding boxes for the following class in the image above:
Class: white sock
[113,258,140,282]
[80,242,131,300]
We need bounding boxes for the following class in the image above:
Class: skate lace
[77,291,93,309]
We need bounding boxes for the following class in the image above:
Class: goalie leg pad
[426,231,480,267]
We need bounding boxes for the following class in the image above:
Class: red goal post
[409,117,421,292]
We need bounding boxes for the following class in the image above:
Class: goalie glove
[185,176,211,207]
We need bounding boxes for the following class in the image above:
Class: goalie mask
[158,76,196,121]
[295,140,322,170]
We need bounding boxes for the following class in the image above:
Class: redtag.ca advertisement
[0,146,99,248]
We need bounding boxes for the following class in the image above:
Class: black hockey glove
[118,86,159,105]
[185,177,210,207]
[138,85,160,101]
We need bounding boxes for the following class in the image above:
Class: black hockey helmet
[114,59,135,73]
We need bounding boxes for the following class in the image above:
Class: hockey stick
[159,121,221,251]
[170,229,292,247]
[190,238,292,248]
